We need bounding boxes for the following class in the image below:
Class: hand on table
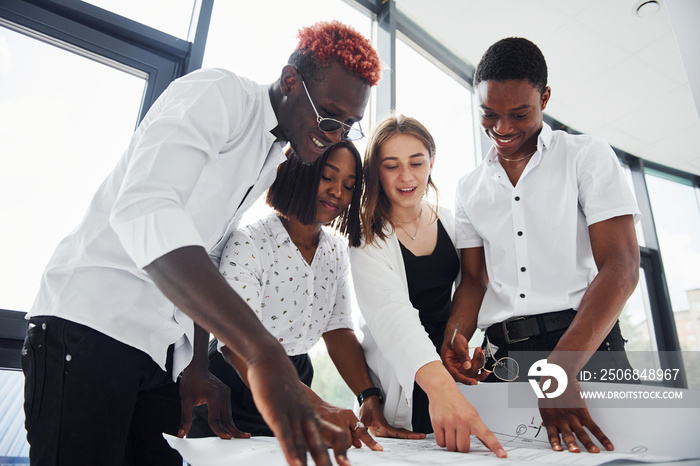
[358,396,425,440]
[248,359,350,466]
[178,366,249,439]
[539,378,614,453]
[310,395,383,451]
[428,383,507,457]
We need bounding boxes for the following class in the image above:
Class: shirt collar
[267,214,332,252]
[484,122,553,172]
[267,214,291,244]
[539,122,553,151]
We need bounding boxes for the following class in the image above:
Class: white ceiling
[395,0,700,176]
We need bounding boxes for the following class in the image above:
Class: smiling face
[475,79,550,160]
[280,63,370,164]
[315,146,357,225]
[378,133,434,211]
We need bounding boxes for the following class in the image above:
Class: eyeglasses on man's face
[300,78,364,141]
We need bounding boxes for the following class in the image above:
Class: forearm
[145,245,288,368]
[183,323,211,374]
[444,247,487,344]
[323,329,375,395]
[445,278,485,345]
[415,361,460,399]
[219,345,256,390]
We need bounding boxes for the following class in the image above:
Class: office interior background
[1,0,699,458]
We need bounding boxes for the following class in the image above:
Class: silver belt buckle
[502,316,529,344]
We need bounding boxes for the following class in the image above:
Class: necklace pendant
[411,236,416,240]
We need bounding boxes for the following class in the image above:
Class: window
[645,174,700,334]
[0,371,26,458]
[624,166,646,247]
[395,37,477,213]
[0,24,146,313]
[82,0,196,40]
[619,270,657,353]
[645,172,700,388]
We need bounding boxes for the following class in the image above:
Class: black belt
[485,309,577,344]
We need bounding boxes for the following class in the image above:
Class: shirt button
[520,267,526,272]
[517,231,523,236]
[520,293,526,298]
[515,196,520,201]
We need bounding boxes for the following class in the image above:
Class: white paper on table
[459,381,700,461]
[164,433,695,466]
[165,381,700,465]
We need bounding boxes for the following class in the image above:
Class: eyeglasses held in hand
[482,335,520,382]
[300,78,364,141]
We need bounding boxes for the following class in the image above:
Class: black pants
[21,316,182,466]
[482,320,636,383]
[188,339,313,438]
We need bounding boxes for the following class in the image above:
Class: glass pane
[645,175,700,315]
[0,25,146,312]
[645,173,700,387]
[395,38,476,214]
[0,371,27,459]
[619,269,657,353]
[624,166,646,247]
[309,340,354,409]
[83,0,195,40]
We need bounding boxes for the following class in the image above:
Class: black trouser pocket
[22,319,47,425]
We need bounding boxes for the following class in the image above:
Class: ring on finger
[353,421,366,432]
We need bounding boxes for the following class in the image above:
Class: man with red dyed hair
[23,20,381,466]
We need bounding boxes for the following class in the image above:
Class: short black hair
[473,37,548,95]
[266,141,363,247]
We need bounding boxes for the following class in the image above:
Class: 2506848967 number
[599,368,680,382]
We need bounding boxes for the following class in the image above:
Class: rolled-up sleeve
[110,71,235,269]
[454,175,484,250]
[576,137,641,226]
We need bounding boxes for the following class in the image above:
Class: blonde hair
[360,113,438,246]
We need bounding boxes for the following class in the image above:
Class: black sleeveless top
[399,219,459,433]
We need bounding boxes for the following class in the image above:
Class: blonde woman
[349,114,506,457]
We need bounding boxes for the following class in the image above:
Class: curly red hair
[293,20,382,86]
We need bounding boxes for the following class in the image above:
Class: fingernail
[177,429,185,438]
[498,448,507,458]
[554,444,563,451]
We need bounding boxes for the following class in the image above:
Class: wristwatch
[357,387,384,406]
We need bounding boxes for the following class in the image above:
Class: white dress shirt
[217,215,353,355]
[349,206,459,430]
[29,68,286,378]
[455,123,641,329]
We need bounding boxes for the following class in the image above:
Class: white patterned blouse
[218,214,354,355]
